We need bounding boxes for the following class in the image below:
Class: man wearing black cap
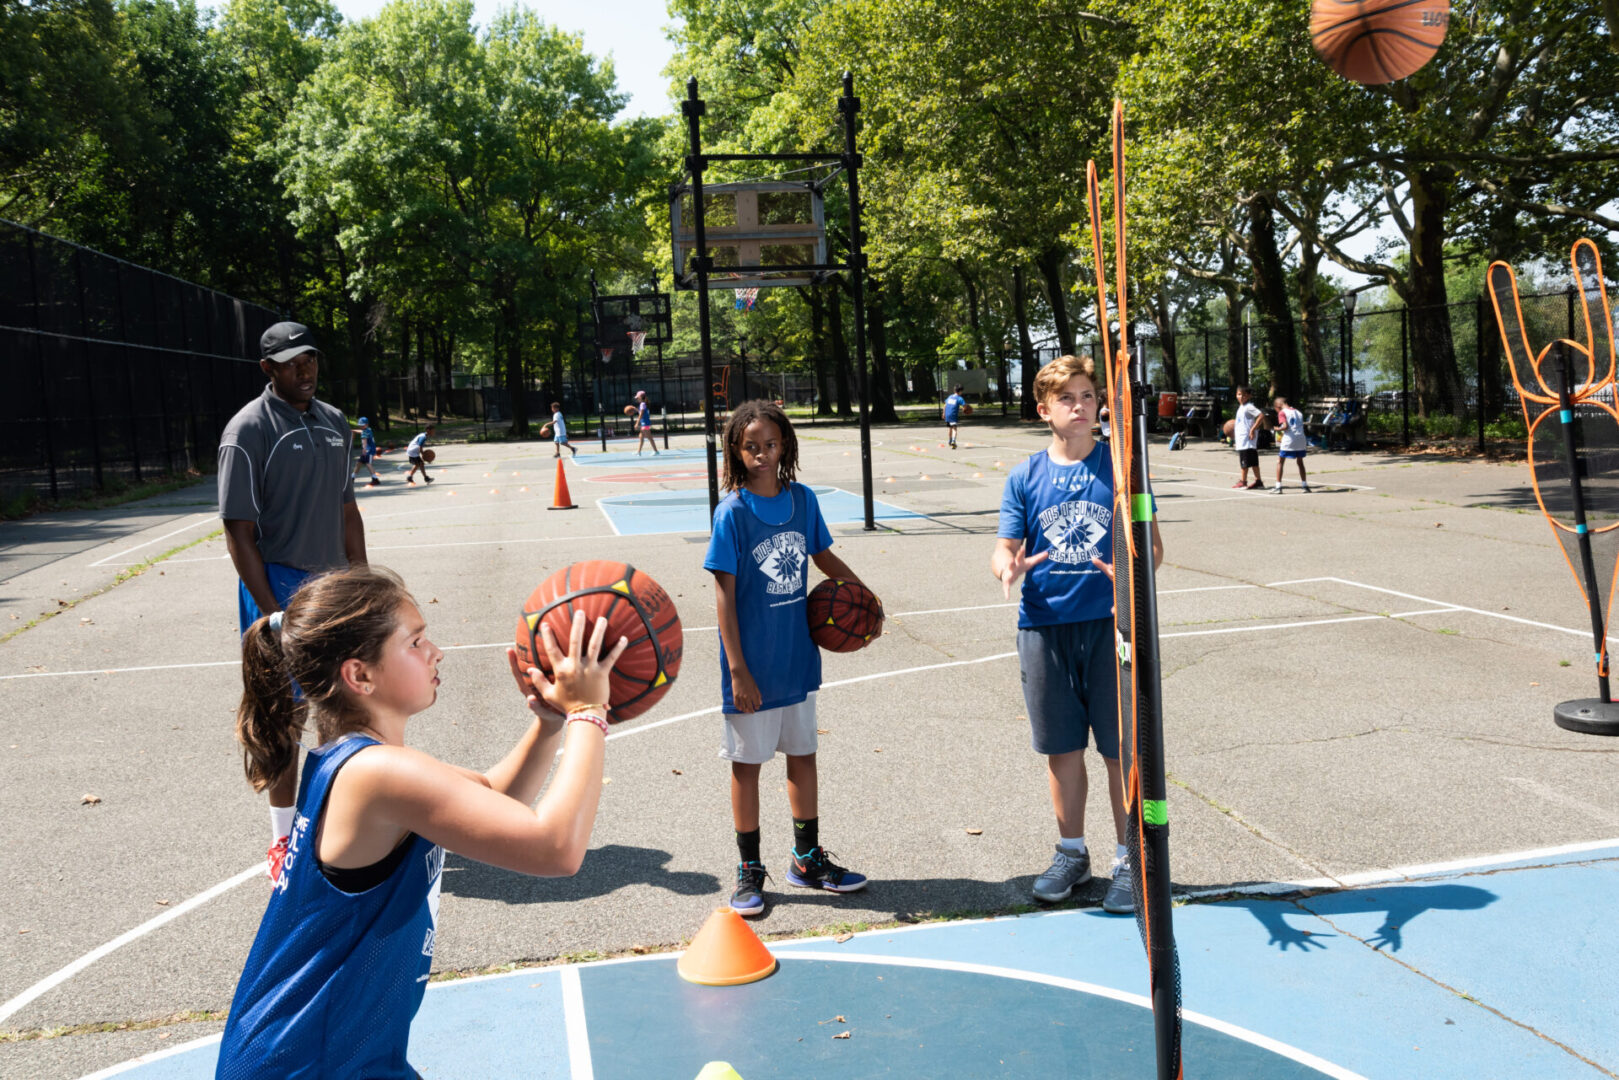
[218,322,367,874]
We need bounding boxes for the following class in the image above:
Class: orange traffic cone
[547,457,576,511]
[676,908,777,986]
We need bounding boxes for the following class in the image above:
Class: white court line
[1154,461,1376,490]
[559,966,594,1080]
[1275,576,1616,644]
[75,1032,225,1079]
[86,514,217,568]
[0,863,263,1026]
[765,953,1367,1080]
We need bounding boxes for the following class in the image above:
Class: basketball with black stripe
[514,561,683,721]
[1310,0,1449,85]
[806,578,883,653]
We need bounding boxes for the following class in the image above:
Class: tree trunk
[1015,266,1037,419]
[829,282,853,416]
[867,278,898,423]
[1407,166,1464,417]
[347,293,377,430]
[1246,193,1299,400]
[1036,246,1076,355]
[500,290,529,435]
[809,284,833,415]
[1296,241,1330,396]
[1224,286,1248,390]
[1147,284,1182,394]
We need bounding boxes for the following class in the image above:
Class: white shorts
[720,692,818,763]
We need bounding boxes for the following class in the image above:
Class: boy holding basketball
[405,424,435,485]
[705,400,882,917]
[1232,386,1263,489]
[992,354,1162,914]
[545,403,577,458]
[944,384,966,449]
[1271,395,1311,493]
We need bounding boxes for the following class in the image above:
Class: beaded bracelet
[566,709,609,736]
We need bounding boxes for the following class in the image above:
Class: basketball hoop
[599,347,614,365]
[628,331,648,355]
[734,287,759,312]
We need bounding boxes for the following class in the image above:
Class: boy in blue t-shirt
[352,417,382,487]
[991,354,1163,914]
[704,400,883,917]
[943,384,966,449]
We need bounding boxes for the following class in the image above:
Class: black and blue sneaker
[787,847,867,893]
[730,861,768,918]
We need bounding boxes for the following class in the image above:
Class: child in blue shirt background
[704,400,883,917]
[943,384,966,449]
[991,354,1163,914]
[352,417,382,487]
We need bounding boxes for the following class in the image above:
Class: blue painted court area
[600,485,925,536]
[91,846,1619,1079]
[575,447,711,467]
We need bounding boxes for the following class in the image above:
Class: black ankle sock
[736,828,761,865]
[793,817,819,854]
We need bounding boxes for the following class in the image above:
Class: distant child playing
[992,354,1163,914]
[1231,386,1263,489]
[943,384,966,449]
[544,403,577,459]
[216,567,625,1077]
[1271,395,1311,494]
[633,390,659,456]
[404,424,434,485]
[704,400,882,918]
[353,417,382,487]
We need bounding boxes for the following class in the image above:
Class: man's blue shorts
[1016,618,1120,759]
[238,563,315,636]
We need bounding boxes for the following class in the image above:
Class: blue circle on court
[581,957,1340,1078]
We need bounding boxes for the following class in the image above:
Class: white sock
[1059,836,1086,854]
[270,805,295,842]
[1116,843,1129,865]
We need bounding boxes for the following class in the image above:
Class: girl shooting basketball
[703,400,882,917]
[216,567,626,1078]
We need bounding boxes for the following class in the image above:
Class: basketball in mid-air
[514,561,682,722]
[422,448,436,463]
[807,578,883,653]
[1310,0,1449,84]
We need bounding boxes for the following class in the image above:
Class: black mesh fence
[1,219,283,501]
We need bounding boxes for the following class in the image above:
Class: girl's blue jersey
[637,402,651,425]
[703,483,833,712]
[216,736,443,1079]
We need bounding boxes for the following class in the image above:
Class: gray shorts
[1016,620,1120,759]
[720,693,819,764]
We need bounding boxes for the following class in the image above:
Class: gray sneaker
[1103,857,1136,914]
[1032,845,1091,902]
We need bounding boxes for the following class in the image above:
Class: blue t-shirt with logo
[998,444,1142,628]
[944,394,965,423]
[360,427,376,455]
[703,483,833,712]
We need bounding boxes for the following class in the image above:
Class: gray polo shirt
[218,384,355,572]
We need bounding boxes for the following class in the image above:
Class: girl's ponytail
[236,614,304,792]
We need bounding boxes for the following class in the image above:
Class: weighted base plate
[1554,698,1619,736]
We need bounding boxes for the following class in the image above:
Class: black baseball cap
[260,322,320,363]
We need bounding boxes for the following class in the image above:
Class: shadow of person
[441,844,721,904]
[1302,882,1496,953]
[1221,898,1338,953]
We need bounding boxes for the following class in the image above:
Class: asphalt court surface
[4,420,1618,1078]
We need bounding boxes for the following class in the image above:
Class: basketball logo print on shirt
[1038,501,1110,565]
[422,845,444,960]
[752,531,808,595]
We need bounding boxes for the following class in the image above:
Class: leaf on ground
[671,769,682,775]
[817,728,830,734]
[81,793,101,805]
[833,1030,851,1039]
[966,828,983,835]
[834,933,854,943]
[156,899,170,906]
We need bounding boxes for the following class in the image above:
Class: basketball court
[3,423,1618,1078]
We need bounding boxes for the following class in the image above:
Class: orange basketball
[806,578,883,653]
[422,448,435,463]
[624,405,638,416]
[514,561,682,721]
[1311,0,1449,84]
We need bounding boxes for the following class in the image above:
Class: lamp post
[1341,291,1358,399]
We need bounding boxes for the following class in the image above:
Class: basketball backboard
[670,181,827,291]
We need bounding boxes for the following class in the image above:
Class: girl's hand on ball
[540,611,627,716]
[507,647,562,729]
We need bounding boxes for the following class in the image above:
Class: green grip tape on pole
[1132,494,1153,522]
[1143,799,1168,826]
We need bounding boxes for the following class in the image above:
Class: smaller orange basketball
[1310,0,1449,84]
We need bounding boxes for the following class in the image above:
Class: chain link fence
[1,219,283,502]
